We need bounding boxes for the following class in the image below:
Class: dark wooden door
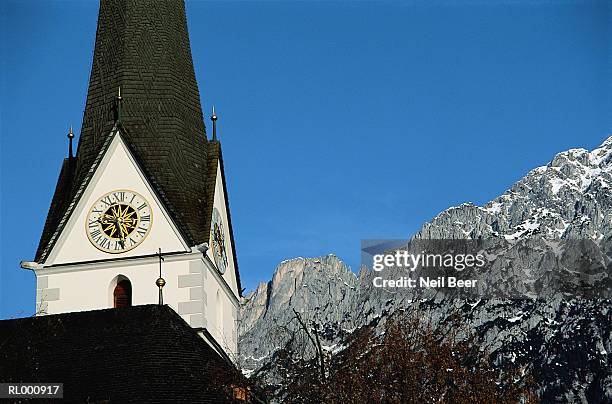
[114,279,132,308]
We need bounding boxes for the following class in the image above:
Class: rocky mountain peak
[239,136,612,402]
[416,135,612,242]
[240,255,358,340]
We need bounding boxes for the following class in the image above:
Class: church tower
[20,0,241,360]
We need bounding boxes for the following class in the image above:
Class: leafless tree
[275,310,537,404]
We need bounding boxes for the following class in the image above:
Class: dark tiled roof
[35,158,76,261]
[36,0,214,261]
[0,305,252,403]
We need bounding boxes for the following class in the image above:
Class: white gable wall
[45,133,189,266]
[206,160,239,297]
[201,159,241,355]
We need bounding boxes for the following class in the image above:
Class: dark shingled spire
[36,0,213,261]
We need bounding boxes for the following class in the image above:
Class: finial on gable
[67,125,75,159]
[211,105,218,141]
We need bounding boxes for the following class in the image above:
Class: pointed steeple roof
[36,0,214,261]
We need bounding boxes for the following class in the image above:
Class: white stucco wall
[37,256,189,313]
[36,251,238,356]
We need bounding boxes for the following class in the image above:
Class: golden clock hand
[113,217,124,239]
[118,216,131,240]
[117,226,126,245]
[113,221,126,248]
[99,213,115,224]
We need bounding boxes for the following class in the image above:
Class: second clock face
[210,207,228,274]
[86,190,152,253]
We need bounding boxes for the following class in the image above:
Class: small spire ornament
[67,126,75,159]
[211,105,218,141]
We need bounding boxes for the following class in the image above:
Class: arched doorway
[113,279,132,308]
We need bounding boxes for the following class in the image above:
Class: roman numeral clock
[210,207,228,274]
[86,190,152,253]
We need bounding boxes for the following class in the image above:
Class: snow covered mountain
[417,136,612,242]
[239,137,612,402]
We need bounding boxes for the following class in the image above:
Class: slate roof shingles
[0,305,250,403]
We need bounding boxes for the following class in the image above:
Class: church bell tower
[20,0,242,360]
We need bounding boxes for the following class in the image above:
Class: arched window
[113,279,132,308]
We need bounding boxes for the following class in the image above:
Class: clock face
[86,190,152,253]
[210,207,228,274]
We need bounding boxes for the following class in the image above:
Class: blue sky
[0,0,609,319]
